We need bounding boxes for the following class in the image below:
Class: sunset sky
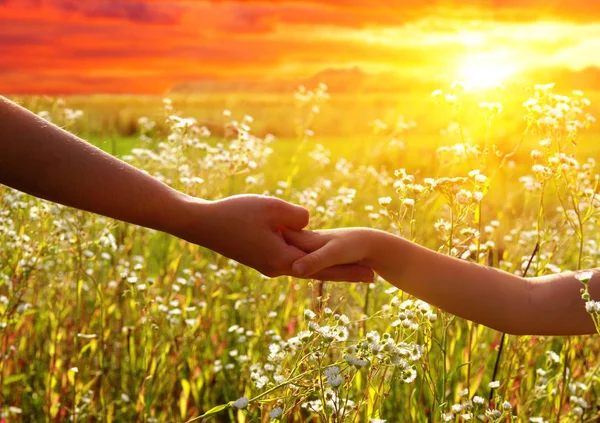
[2,0,600,94]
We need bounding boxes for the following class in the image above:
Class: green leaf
[199,402,231,420]
[181,379,191,398]
[3,373,25,385]
[180,379,191,419]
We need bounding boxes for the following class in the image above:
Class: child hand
[282,227,377,281]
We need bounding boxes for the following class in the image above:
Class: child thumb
[292,247,335,277]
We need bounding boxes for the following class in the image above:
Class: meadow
[2,82,600,422]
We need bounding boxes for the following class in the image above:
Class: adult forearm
[368,231,595,335]
[0,97,376,282]
[0,96,197,236]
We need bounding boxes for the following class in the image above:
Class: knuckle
[266,197,284,212]
[261,265,280,278]
[298,206,309,220]
[264,200,284,221]
[263,270,279,278]
[264,259,286,277]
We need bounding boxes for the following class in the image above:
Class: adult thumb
[276,201,310,231]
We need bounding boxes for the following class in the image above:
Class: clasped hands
[176,194,375,282]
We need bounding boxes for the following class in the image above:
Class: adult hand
[177,194,374,282]
[0,98,372,282]
[281,227,375,278]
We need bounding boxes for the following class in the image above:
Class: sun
[457,52,518,90]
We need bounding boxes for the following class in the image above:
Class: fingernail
[293,263,306,276]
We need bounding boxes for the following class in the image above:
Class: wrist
[361,229,389,268]
[365,229,411,278]
[157,191,214,244]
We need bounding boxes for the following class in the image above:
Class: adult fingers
[274,201,309,230]
[281,228,328,252]
[310,264,375,283]
[264,235,310,277]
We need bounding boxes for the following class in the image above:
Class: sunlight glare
[457,53,517,90]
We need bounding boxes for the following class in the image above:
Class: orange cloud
[1,0,600,93]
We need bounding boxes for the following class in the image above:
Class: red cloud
[1,0,599,93]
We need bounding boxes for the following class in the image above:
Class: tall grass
[1,84,599,422]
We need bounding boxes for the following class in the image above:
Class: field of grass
[2,83,600,422]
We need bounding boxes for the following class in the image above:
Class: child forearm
[367,231,597,335]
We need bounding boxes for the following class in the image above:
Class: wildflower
[403,198,415,207]
[346,354,368,368]
[486,409,502,419]
[379,196,392,206]
[446,94,457,104]
[255,375,269,389]
[532,164,552,177]
[585,301,596,313]
[366,330,381,343]
[304,309,317,320]
[488,381,500,389]
[531,150,543,160]
[231,397,249,409]
[370,419,386,423]
[399,300,413,309]
[410,184,424,194]
[546,350,560,364]
[575,271,594,282]
[473,396,485,405]
[323,366,344,388]
[297,330,312,341]
[502,401,512,410]
[308,321,320,332]
[270,407,283,419]
[456,189,473,205]
[458,388,469,397]
[401,367,417,383]
[479,102,503,114]
[442,413,455,422]
[334,326,349,342]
